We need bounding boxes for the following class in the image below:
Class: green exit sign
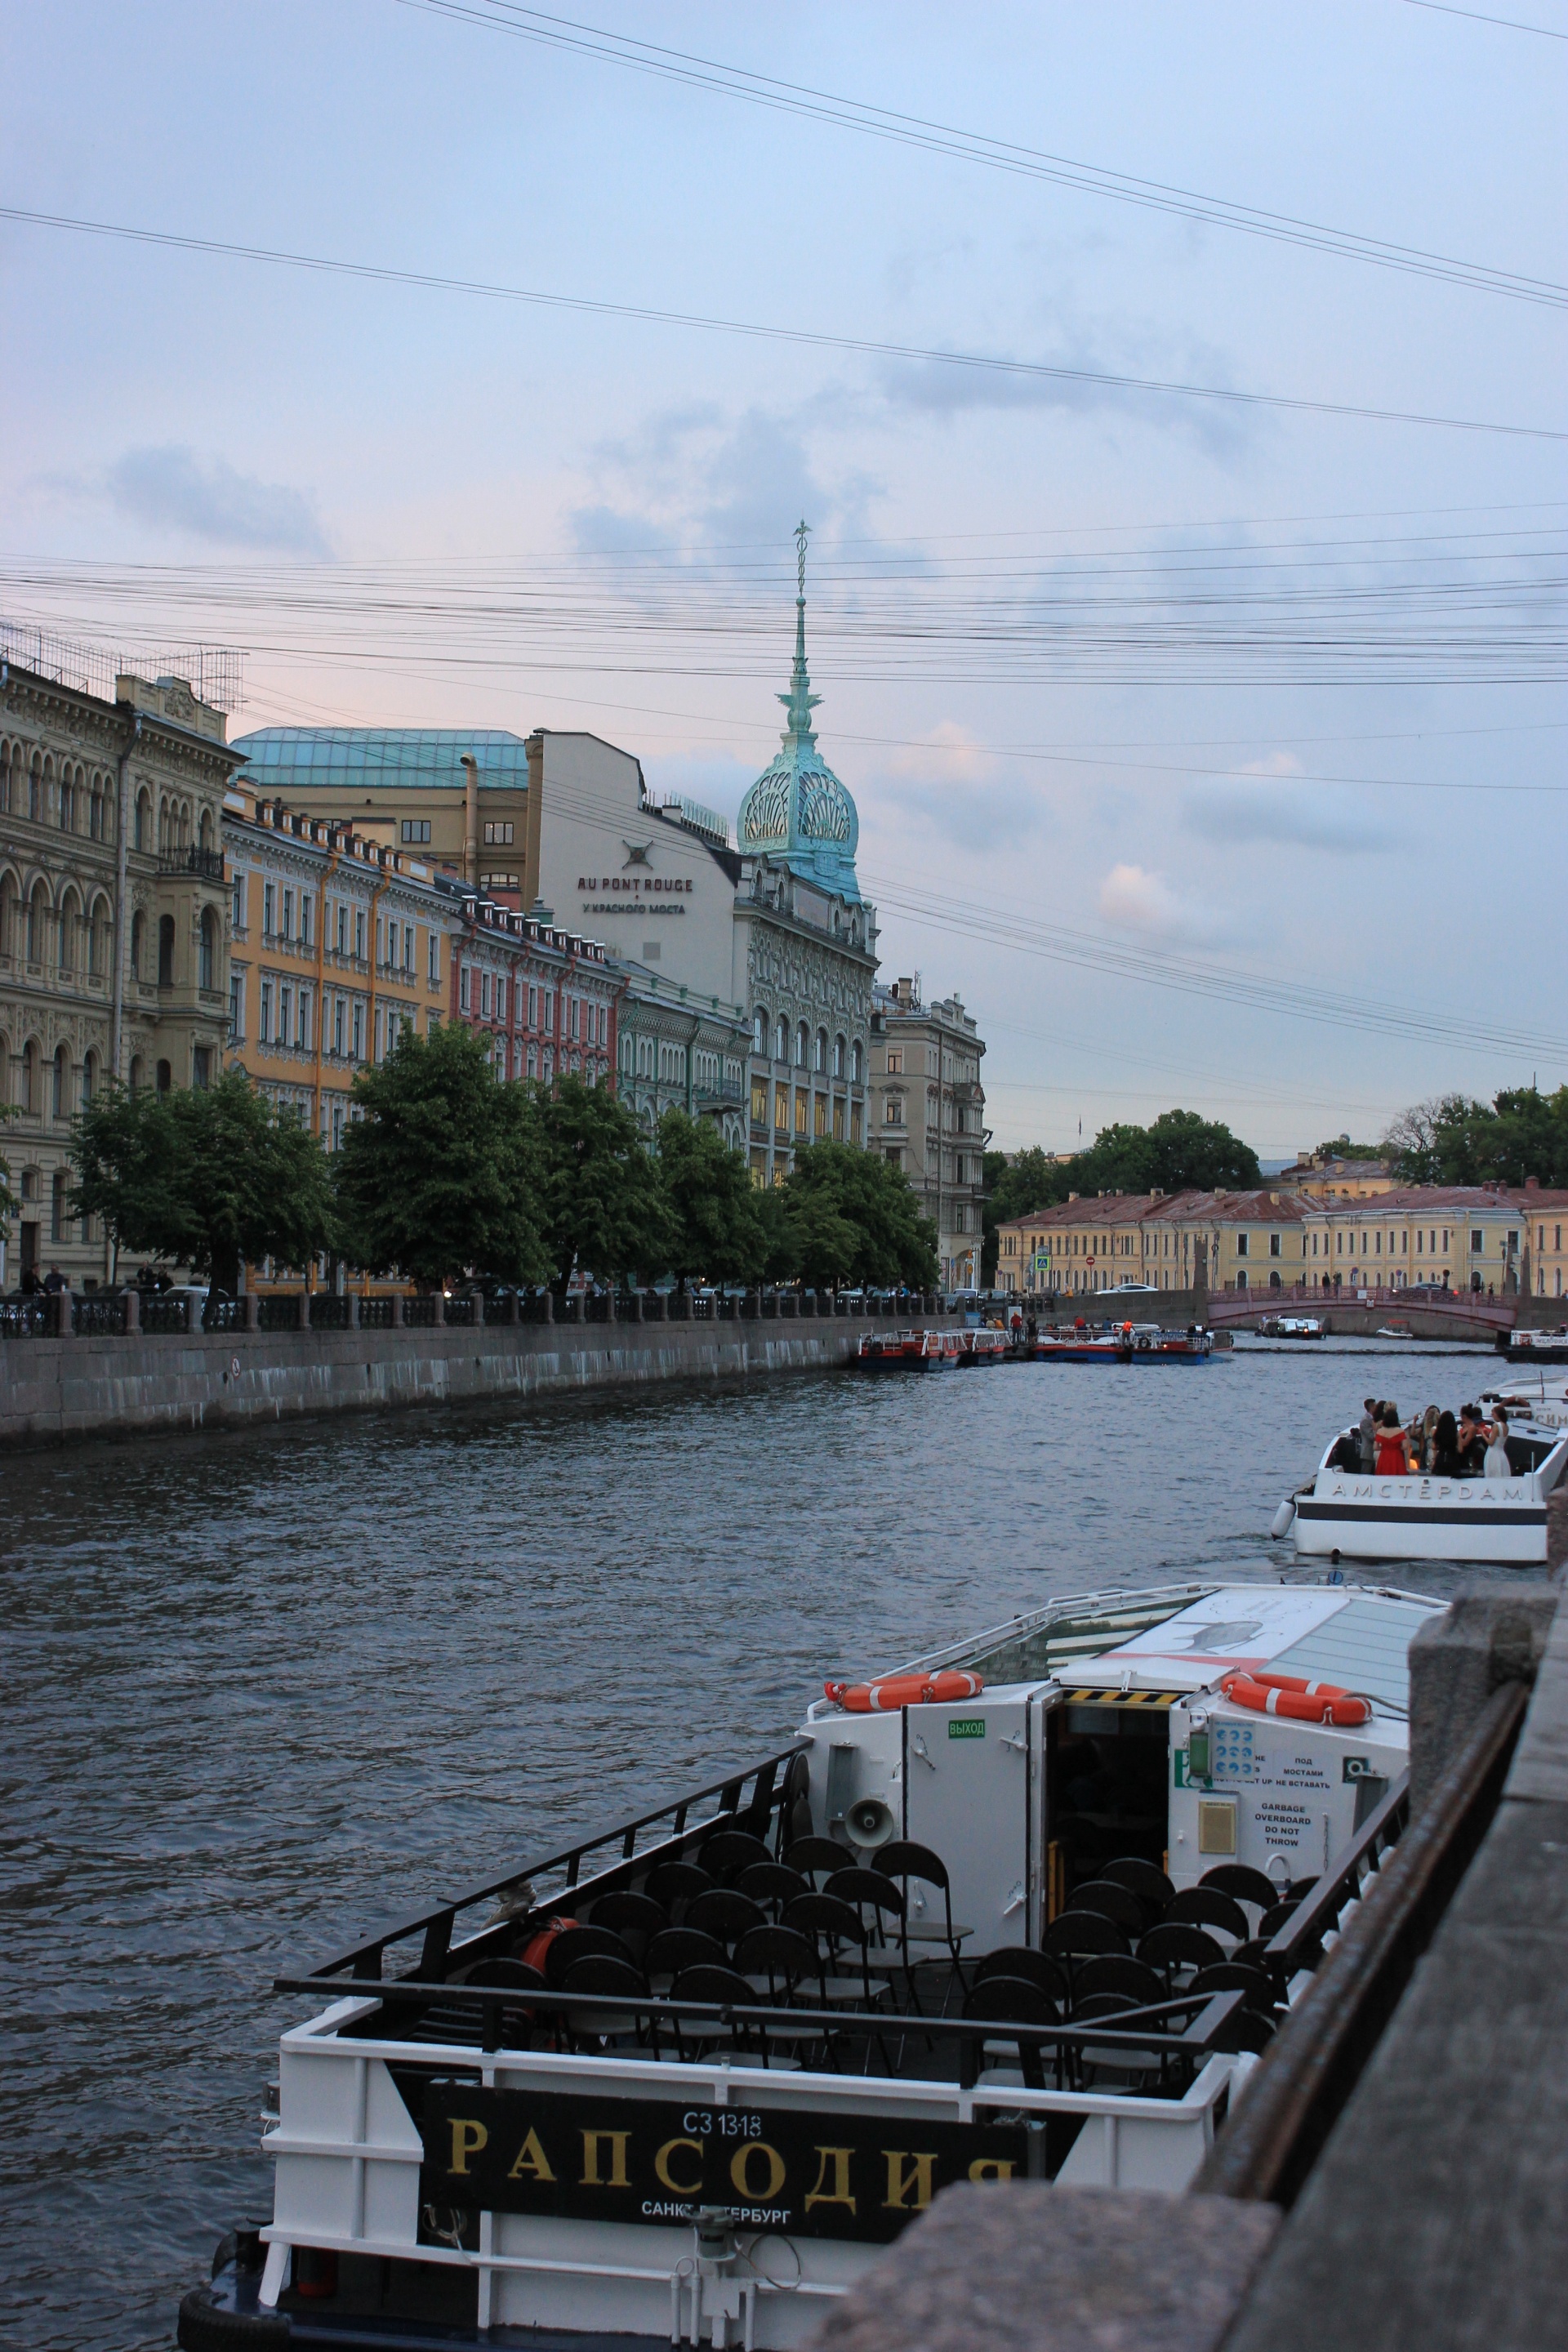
[948,1717,987,1740]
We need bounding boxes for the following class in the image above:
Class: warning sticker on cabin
[417,2084,1065,2243]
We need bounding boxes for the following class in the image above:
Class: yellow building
[1302,1185,1568,1299]
[1274,1152,1398,1201]
[223,783,449,1152]
[993,1188,1314,1295]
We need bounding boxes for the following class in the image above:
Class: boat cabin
[202,1583,1438,2351]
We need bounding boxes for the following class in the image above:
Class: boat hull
[1294,1478,1548,1564]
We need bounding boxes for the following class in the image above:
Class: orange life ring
[825,1668,985,1713]
[516,1915,577,1975]
[1221,1671,1372,1728]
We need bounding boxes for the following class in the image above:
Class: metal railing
[140,1294,189,1335]
[203,1297,243,1333]
[0,1296,51,1337]
[156,845,225,881]
[305,1746,804,1984]
[1200,1677,1529,2207]
[359,1295,397,1330]
[308,1294,352,1330]
[442,1295,475,1328]
[403,1294,439,1328]
[71,1294,127,1336]
[256,1294,301,1333]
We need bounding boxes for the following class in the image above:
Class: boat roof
[914,1579,1442,1713]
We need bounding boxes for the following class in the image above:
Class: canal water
[0,1339,1518,2350]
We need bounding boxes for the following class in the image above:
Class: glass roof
[233,728,530,790]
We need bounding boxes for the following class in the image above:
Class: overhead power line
[1402,1,1568,38]
[2,204,1565,445]
[399,0,1568,310]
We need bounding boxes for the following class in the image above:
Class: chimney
[461,752,480,888]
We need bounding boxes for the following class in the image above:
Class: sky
[3,0,1566,1156]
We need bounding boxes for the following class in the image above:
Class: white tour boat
[180,1580,1440,2352]
[1276,1414,1568,1564]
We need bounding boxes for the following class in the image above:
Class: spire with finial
[779,517,822,745]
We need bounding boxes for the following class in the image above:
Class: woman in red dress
[1374,1405,1412,1476]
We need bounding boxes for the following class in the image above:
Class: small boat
[1502,1328,1568,1365]
[854,1327,1007,1370]
[180,1579,1440,2351]
[1026,1327,1131,1363]
[1274,1414,1568,1563]
[1484,1369,1568,1430]
[1125,1325,1214,1364]
[1259,1316,1324,1340]
[1374,1325,1414,1341]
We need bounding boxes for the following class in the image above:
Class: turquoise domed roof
[737,526,861,903]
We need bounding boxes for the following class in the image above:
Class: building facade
[1,661,238,1288]
[733,544,876,1185]
[1300,1185,1568,1298]
[230,728,534,904]
[225,783,449,1149]
[868,977,987,1289]
[443,884,618,1091]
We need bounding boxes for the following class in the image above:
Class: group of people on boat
[1327,1395,1512,1480]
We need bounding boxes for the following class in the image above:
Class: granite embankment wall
[0,1309,965,1452]
[1022,1286,1567,1340]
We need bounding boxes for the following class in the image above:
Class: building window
[1472,1230,1483,1253]
[401,818,431,844]
[352,1000,365,1058]
[483,821,514,845]
[283,889,295,942]
[263,881,277,936]
[773,1017,787,1062]
[1269,1232,1281,1258]
[155,1058,172,1097]
[428,931,440,984]
[1236,1232,1249,1258]
[851,1040,864,1085]
[193,1046,211,1089]
[198,906,216,991]
[158,915,175,987]
[300,894,313,949]
[480,971,491,1018]
[885,1097,904,1126]
[260,979,273,1043]
[814,1028,826,1072]
[279,985,293,1045]
[460,967,471,1012]
[51,1169,71,1242]
[232,873,245,932]
[355,907,366,960]
[795,1089,808,1136]
[753,1008,767,1054]
[814,1094,827,1137]
[886,1049,902,1075]
[774,1084,788,1134]
[796,1022,809,1068]
[229,971,243,1042]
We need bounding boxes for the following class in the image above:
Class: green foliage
[1388,1087,1568,1187]
[70,1071,334,1294]
[1314,1132,1385,1161]
[751,1184,801,1285]
[979,1114,1260,1281]
[782,1142,938,1290]
[335,1022,548,1286]
[656,1109,764,1288]
[537,1075,672,1290]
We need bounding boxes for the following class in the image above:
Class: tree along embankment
[0,1299,965,1451]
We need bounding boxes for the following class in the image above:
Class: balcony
[158,847,225,882]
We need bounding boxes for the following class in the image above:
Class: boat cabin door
[1044,1691,1177,1919]
[899,1693,1045,1957]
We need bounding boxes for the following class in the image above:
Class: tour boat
[1501,1328,1568,1365]
[1022,1325,1211,1365]
[1274,1416,1568,1565]
[1126,1326,1214,1364]
[1482,1369,1568,1431]
[854,1328,1007,1370]
[1258,1316,1324,1340]
[179,1579,1439,2352]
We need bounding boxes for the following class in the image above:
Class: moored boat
[1258,1316,1324,1340]
[854,1327,1006,1370]
[1501,1327,1568,1365]
[179,1579,1440,2351]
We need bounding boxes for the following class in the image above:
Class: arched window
[52,1044,69,1117]
[796,1021,808,1068]
[129,1056,144,1094]
[81,1050,97,1108]
[20,1039,37,1111]
[26,884,46,964]
[29,755,43,822]
[814,1027,827,1072]
[0,739,11,813]
[90,787,104,841]
[57,894,75,973]
[833,1033,845,1078]
[198,906,216,991]
[773,1016,787,1062]
[60,773,75,832]
[753,1007,767,1054]
[131,909,145,979]
[158,914,175,988]
[135,789,149,851]
[199,808,213,851]
[851,1039,864,1085]
[51,1169,71,1243]
[0,871,16,956]
[155,1058,172,1096]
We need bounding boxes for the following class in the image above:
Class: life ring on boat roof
[825,1668,985,1713]
[1221,1670,1373,1728]
[516,1915,577,1975]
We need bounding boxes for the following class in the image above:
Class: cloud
[568,403,880,562]
[1182,754,1399,852]
[876,308,1253,458]
[1098,862,1232,946]
[871,725,1043,853]
[104,445,330,555]
[639,750,756,822]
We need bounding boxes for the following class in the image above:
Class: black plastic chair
[972,1946,1069,2007]
[562,1952,650,2048]
[645,1926,728,1987]
[1137,1921,1226,1984]
[960,1976,1060,2091]
[588,1891,667,1958]
[785,1836,853,1884]
[1200,1863,1278,1910]
[1258,1898,1303,1940]
[1071,1954,1165,2010]
[735,1922,817,2002]
[456,1958,547,1992]
[702,1829,773,1882]
[1103,1856,1175,1914]
[686,1888,766,1953]
[738,1862,808,1916]
[1070,1879,1150,1938]
[1190,1961,1277,2017]
[646,1860,712,1913]
[873,1841,968,1983]
[668,1963,764,2061]
[543,1925,634,1988]
[1167,1886,1250,1944]
[1042,1911,1131,1962]
[784,1891,875,2008]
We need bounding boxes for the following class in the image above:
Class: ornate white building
[733,528,877,1184]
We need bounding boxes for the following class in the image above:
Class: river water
[0,1338,1520,2350]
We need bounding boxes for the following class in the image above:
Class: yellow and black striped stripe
[1061,1688,1183,1708]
